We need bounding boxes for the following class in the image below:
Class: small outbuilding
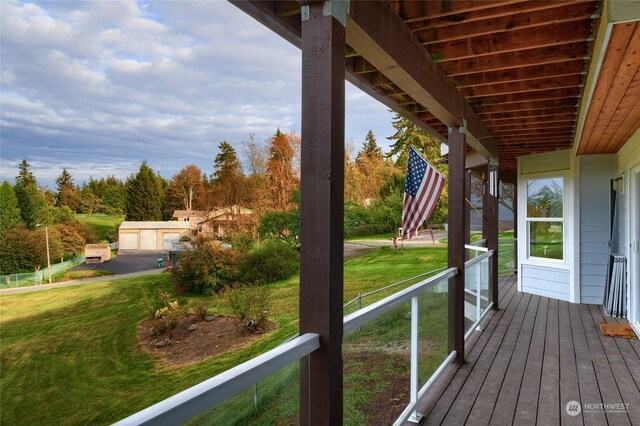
[118,221,190,251]
[84,244,111,264]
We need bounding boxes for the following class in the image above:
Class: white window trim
[518,156,577,302]
[521,172,570,267]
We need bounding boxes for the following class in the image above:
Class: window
[526,177,564,260]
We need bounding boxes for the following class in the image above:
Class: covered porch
[115,1,640,425]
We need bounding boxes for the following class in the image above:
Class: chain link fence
[0,255,86,289]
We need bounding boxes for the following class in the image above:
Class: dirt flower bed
[137,314,274,368]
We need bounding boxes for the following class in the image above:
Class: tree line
[0,113,447,274]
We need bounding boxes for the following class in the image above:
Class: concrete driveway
[71,251,167,275]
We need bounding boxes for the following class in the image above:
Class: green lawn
[77,214,123,241]
[50,269,114,282]
[0,247,450,426]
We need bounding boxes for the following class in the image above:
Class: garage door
[120,233,138,250]
[163,233,181,250]
[140,230,158,250]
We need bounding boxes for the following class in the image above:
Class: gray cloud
[1,0,395,188]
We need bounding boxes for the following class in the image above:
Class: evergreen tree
[212,142,246,207]
[0,181,22,230]
[14,160,48,229]
[16,160,36,187]
[125,162,164,220]
[357,130,384,164]
[55,168,81,211]
[386,113,444,171]
[214,142,242,181]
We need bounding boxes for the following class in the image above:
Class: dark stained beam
[440,42,589,76]
[231,1,302,47]
[426,22,592,62]
[347,0,498,160]
[299,2,345,424]
[448,127,467,362]
[415,2,595,45]
[275,1,300,17]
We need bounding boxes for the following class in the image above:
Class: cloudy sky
[0,0,396,188]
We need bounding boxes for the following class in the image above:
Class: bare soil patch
[137,314,273,368]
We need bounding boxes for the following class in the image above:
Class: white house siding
[579,155,615,304]
[521,264,570,301]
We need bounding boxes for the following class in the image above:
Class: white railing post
[476,261,482,329]
[409,296,422,423]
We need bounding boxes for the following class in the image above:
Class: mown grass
[77,214,123,241]
[0,247,450,426]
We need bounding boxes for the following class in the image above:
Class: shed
[84,244,111,264]
[118,221,190,251]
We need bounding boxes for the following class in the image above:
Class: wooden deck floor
[417,275,640,425]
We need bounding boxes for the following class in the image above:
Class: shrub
[226,284,270,333]
[257,210,300,246]
[171,241,240,294]
[194,302,209,321]
[150,290,182,338]
[238,239,299,284]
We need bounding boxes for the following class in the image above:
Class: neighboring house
[172,210,208,232]
[197,205,256,237]
[118,221,190,251]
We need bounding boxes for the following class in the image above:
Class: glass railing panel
[417,280,449,389]
[498,237,516,275]
[464,261,480,336]
[343,300,411,425]
[186,360,300,426]
[479,255,490,312]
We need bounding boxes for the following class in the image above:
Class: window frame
[525,176,566,264]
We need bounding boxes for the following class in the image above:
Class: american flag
[402,146,445,239]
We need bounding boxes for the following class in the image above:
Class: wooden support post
[513,184,518,274]
[299,2,345,425]
[483,163,499,309]
[448,127,466,363]
[465,169,472,254]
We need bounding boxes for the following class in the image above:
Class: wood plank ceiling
[578,21,640,154]
[269,0,599,174]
